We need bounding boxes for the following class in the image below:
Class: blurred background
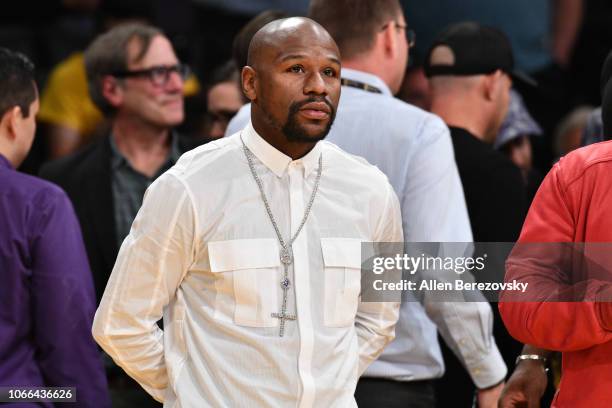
[4,1,612,407]
[8,0,612,177]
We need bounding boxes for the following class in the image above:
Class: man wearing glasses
[307,1,507,407]
[40,23,194,407]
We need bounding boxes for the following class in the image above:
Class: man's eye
[289,65,304,73]
[151,67,168,78]
[323,68,336,77]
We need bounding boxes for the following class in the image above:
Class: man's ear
[1,106,21,141]
[483,70,503,102]
[380,22,398,59]
[242,66,257,102]
[101,75,124,108]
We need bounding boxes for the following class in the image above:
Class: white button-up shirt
[226,68,507,388]
[92,122,402,407]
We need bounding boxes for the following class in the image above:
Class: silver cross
[241,137,322,337]
[271,256,295,336]
[271,310,296,337]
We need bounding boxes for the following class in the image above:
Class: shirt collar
[241,121,322,178]
[110,131,181,171]
[109,135,126,170]
[0,153,12,170]
[340,68,392,96]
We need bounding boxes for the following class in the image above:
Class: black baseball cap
[424,21,537,87]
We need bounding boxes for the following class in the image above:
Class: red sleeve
[499,161,612,352]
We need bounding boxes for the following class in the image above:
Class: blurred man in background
[401,0,584,171]
[499,59,612,408]
[37,4,200,161]
[309,2,506,407]
[499,45,612,408]
[425,21,535,407]
[0,46,109,408]
[199,60,244,140]
[426,22,528,243]
[41,23,191,303]
[40,23,194,407]
[495,90,544,203]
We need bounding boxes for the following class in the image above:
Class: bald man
[92,17,402,407]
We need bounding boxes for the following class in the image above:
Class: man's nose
[166,70,184,92]
[303,71,326,95]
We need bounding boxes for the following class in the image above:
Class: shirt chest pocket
[321,238,362,328]
[208,239,280,328]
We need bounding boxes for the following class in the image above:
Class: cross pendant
[271,261,296,337]
[271,310,296,337]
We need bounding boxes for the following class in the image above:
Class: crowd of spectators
[2,0,612,407]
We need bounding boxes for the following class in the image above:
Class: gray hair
[84,23,162,115]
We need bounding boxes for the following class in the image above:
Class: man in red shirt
[499,52,612,407]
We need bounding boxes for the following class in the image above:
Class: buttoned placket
[289,160,316,408]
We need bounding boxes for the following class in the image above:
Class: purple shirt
[0,154,110,407]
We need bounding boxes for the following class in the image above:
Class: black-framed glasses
[381,21,416,48]
[112,64,190,86]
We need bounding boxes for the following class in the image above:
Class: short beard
[282,97,336,143]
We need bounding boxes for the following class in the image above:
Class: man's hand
[477,381,504,408]
[498,360,548,408]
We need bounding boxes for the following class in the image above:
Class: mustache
[289,96,335,116]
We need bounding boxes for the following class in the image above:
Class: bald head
[247,17,340,69]
[430,72,512,144]
[240,16,341,158]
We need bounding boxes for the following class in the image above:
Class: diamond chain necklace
[240,135,322,336]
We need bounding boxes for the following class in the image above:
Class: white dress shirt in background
[227,68,507,388]
[93,122,402,407]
